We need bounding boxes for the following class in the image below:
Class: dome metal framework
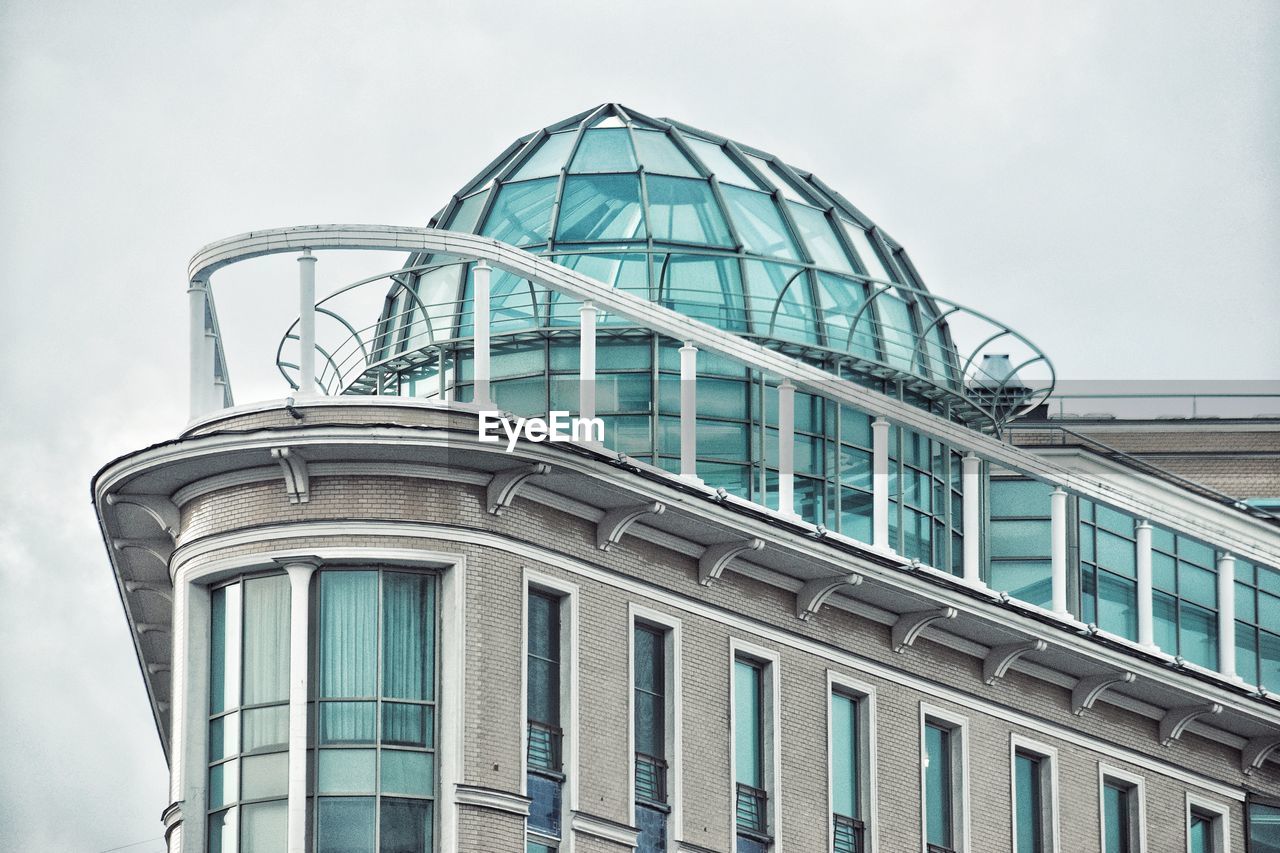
[288,103,1052,428]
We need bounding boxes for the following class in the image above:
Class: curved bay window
[208,575,291,852]
[314,569,438,853]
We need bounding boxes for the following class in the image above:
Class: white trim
[1098,763,1147,853]
[453,784,531,816]
[439,552,467,853]
[570,811,640,847]
[1184,792,1231,853]
[523,569,580,852]
[919,703,970,853]
[629,603,684,847]
[827,671,878,853]
[1009,734,1060,853]
[172,524,1259,799]
[729,638,782,852]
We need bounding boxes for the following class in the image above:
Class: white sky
[1,1,1277,850]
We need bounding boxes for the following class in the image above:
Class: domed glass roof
[412,103,962,392]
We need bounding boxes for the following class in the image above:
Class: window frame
[629,603,684,851]
[828,671,877,853]
[1184,793,1230,853]
[1098,764,1146,853]
[918,703,969,853]
[522,571,579,852]
[729,638,781,850]
[1009,734,1059,853]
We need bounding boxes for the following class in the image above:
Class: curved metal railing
[276,259,1054,429]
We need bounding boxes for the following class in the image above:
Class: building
[93,103,1280,853]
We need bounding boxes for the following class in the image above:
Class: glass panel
[1189,813,1212,853]
[1097,572,1138,639]
[528,592,561,727]
[633,129,699,177]
[1154,592,1178,653]
[657,254,747,332]
[1014,753,1042,853]
[721,186,799,260]
[240,800,287,853]
[743,260,816,344]
[240,752,288,801]
[381,749,434,797]
[480,177,557,246]
[1260,566,1280,596]
[444,190,489,233]
[734,659,763,788]
[209,713,238,762]
[1103,782,1130,853]
[317,749,377,794]
[1179,564,1218,608]
[527,771,563,837]
[1249,802,1280,853]
[840,222,890,281]
[317,797,376,853]
[874,292,915,371]
[1237,623,1259,686]
[924,724,952,848]
[1262,630,1280,693]
[1179,538,1216,569]
[1179,603,1217,668]
[646,176,733,246]
[831,692,858,818]
[816,273,876,360]
[635,803,668,853]
[569,128,637,173]
[320,701,377,743]
[512,132,576,181]
[321,572,378,699]
[383,573,435,702]
[683,137,759,187]
[1153,552,1177,592]
[1096,505,1134,536]
[208,759,238,810]
[556,175,646,242]
[989,519,1051,558]
[990,478,1053,517]
[381,798,433,853]
[1097,531,1137,577]
[207,808,237,853]
[210,584,238,714]
[786,202,852,272]
[634,625,666,758]
[242,705,288,753]
[383,702,431,748]
[991,560,1053,608]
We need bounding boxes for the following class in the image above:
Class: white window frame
[1185,792,1231,853]
[729,638,782,851]
[522,569,580,853]
[828,671,877,853]
[1098,764,1147,853]
[628,603,684,849]
[1009,734,1060,853]
[919,703,970,853]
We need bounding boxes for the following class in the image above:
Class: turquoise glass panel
[318,797,375,853]
[492,377,547,416]
[1237,623,1259,687]
[210,586,229,714]
[1153,552,1177,592]
[840,221,891,281]
[1097,572,1138,639]
[1189,813,1212,853]
[381,749,434,797]
[989,519,1051,558]
[317,748,377,794]
[569,128,637,173]
[646,176,732,246]
[1249,802,1280,853]
[1014,752,1042,853]
[383,702,431,748]
[991,560,1053,608]
[1179,603,1217,668]
[786,202,852,272]
[743,260,816,344]
[444,190,489,232]
[240,800,286,853]
[924,724,952,848]
[1103,782,1129,853]
[511,132,576,180]
[657,254,746,332]
[874,292,916,370]
[1095,505,1134,536]
[721,186,799,260]
[989,478,1053,518]
[1260,565,1280,595]
[1261,593,1280,630]
[557,174,646,242]
[831,692,859,818]
[242,705,288,752]
[381,798,433,853]
[320,701,376,743]
[1236,582,1256,622]
[816,272,876,360]
[734,659,763,787]
[840,446,871,489]
[1151,526,1176,554]
[480,177,557,245]
[242,575,289,706]
[240,752,288,801]
[1097,530,1136,577]
[632,129,699,177]
[382,573,435,702]
[840,489,873,542]
[1262,630,1280,692]
[839,408,873,447]
[683,137,759,187]
[320,572,378,698]
[1154,592,1178,653]
[1179,537,1216,568]
[1179,564,1217,608]
[207,809,236,853]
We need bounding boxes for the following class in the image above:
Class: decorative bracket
[124,580,174,602]
[982,639,1048,685]
[1071,671,1136,715]
[891,607,957,653]
[105,493,180,541]
[596,502,665,551]
[1158,703,1222,747]
[698,538,764,586]
[270,447,309,504]
[486,463,551,515]
[1242,736,1280,775]
[112,537,175,567]
[796,574,863,621]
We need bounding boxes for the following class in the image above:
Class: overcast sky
[1,1,1277,850]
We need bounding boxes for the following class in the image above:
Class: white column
[872,417,891,550]
[284,562,317,853]
[472,262,491,407]
[167,576,190,853]
[777,380,797,517]
[188,281,209,420]
[961,454,982,585]
[1050,488,1069,617]
[298,250,317,397]
[679,342,699,482]
[1217,553,1238,680]
[1135,521,1155,649]
[579,301,596,423]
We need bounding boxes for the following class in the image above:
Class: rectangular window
[1150,528,1218,668]
[1186,795,1228,853]
[1099,768,1144,853]
[1247,799,1280,853]
[1079,500,1138,640]
[921,707,967,853]
[733,645,776,853]
[634,621,669,853]
[988,477,1054,608]
[1011,737,1057,853]
[527,587,565,850]
[830,679,872,853]
[1235,558,1280,693]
